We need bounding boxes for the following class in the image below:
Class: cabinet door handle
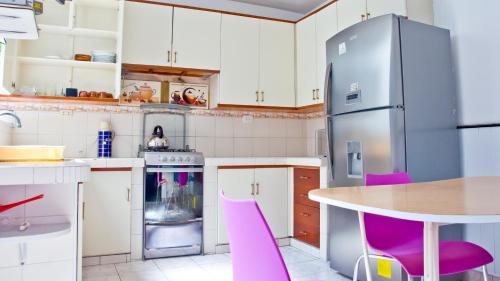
[167,51,171,63]
[300,212,311,217]
[127,188,131,202]
[251,183,255,195]
[299,231,309,236]
[256,183,260,195]
[174,51,178,63]
[299,176,311,180]
[260,91,264,102]
[82,202,85,220]
[256,91,260,102]
[299,193,308,198]
[316,89,320,100]
[312,89,316,100]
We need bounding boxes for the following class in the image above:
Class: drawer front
[294,203,320,228]
[294,219,320,248]
[294,168,320,208]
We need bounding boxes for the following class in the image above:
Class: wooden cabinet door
[315,3,338,105]
[217,169,255,244]
[172,8,221,70]
[258,20,295,107]
[337,0,366,32]
[296,15,318,107]
[83,171,131,256]
[366,0,406,19]
[254,168,288,238]
[122,2,173,66]
[219,14,260,106]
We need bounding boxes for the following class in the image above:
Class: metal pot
[147,126,169,149]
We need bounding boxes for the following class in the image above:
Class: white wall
[154,0,304,21]
[434,0,500,276]
[0,120,11,145]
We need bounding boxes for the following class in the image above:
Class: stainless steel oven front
[143,165,203,259]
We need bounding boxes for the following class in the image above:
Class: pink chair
[221,192,321,281]
[353,172,493,281]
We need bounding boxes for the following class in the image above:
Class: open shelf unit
[3,0,124,97]
[0,222,71,243]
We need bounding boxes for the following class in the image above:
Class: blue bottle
[98,121,113,158]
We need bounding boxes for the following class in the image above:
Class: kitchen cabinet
[219,14,295,107]
[122,1,173,66]
[219,15,260,106]
[296,3,338,107]
[293,167,320,248]
[83,170,132,257]
[217,168,288,244]
[171,8,221,70]
[258,20,295,107]
[123,2,221,70]
[337,0,433,32]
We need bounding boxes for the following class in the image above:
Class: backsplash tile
[2,101,325,158]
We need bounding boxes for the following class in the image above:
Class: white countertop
[75,158,144,168]
[0,159,90,185]
[204,157,326,167]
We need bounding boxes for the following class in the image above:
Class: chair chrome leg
[353,255,364,281]
[482,266,489,281]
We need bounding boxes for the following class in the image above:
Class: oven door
[144,166,203,224]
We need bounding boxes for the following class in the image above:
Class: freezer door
[326,14,403,115]
[331,108,406,187]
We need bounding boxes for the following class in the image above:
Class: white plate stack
[92,50,116,63]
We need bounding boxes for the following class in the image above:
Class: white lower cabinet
[23,260,74,281]
[217,168,288,244]
[83,170,132,257]
[0,266,22,281]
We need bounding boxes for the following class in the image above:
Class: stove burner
[142,145,195,153]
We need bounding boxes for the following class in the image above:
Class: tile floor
[83,246,350,281]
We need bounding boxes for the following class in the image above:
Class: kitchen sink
[0,145,65,162]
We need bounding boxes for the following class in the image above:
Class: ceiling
[229,0,327,14]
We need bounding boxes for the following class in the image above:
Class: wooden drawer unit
[294,219,320,248]
[294,168,320,208]
[294,203,320,228]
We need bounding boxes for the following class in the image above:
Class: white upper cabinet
[172,8,221,70]
[296,15,318,107]
[337,0,366,32]
[219,14,260,106]
[315,3,338,105]
[259,20,295,107]
[122,2,173,66]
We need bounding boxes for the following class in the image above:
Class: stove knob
[160,156,168,162]
[176,157,183,162]
[169,156,176,162]
[185,157,191,163]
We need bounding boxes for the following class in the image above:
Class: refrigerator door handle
[324,62,333,115]
[326,116,335,182]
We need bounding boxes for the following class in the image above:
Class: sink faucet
[0,111,22,128]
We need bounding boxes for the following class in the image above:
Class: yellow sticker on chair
[377,259,392,279]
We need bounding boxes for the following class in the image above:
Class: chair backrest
[220,192,290,281]
[364,173,423,251]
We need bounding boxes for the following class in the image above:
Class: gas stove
[141,146,204,166]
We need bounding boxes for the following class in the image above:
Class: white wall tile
[38,134,63,146]
[131,210,143,235]
[286,138,306,157]
[195,137,215,157]
[131,184,143,210]
[113,135,134,158]
[215,137,234,157]
[233,116,253,138]
[233,138,253,157]
[62,111,87,136]
[252,118,269,138]
[85,136,98,158]
[215,116,234,138]
[62,135,86,158]
[195,116,215,137]
[12,111,38,135]
[12,134,37,145]
[111,113,134,136]
[286,119,305,138]
[132,113,143,136]
[130,234,143,260]
[268,118,287,138]
[86,112,111,136]
[38,111,63,135]
[268,138,287,157]
[252,138,269,157]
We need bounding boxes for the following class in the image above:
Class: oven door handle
[146,168,204,173]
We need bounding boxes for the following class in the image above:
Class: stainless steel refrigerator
[324,14,462,281]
